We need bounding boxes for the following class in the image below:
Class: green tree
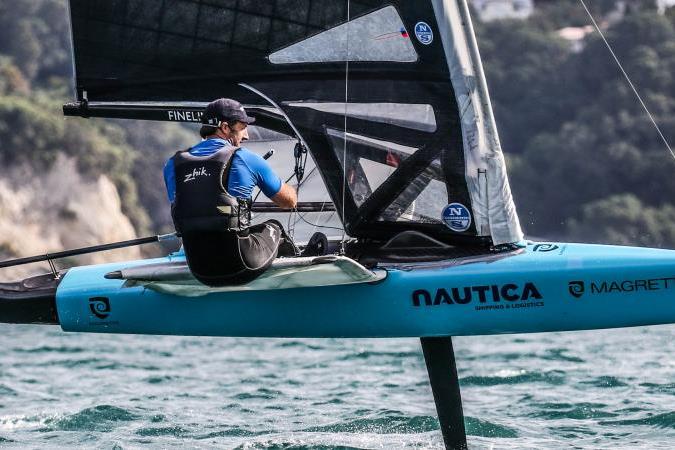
[0,59,30,95]
[0,0,72,84]
[477,20,570,152]
[567,194,675,247]
[496,10,675,246]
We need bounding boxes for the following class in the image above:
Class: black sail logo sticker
[568,281,585,299]
[89,297,111,319]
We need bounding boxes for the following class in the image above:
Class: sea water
[0,324,673,449]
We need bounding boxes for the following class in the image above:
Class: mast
[431,0,523,244]
[455,0,502,153]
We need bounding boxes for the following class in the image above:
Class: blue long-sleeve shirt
[163,138,282,203]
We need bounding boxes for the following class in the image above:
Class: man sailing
[164,98,298,286]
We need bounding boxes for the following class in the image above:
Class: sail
[65,0,523,245]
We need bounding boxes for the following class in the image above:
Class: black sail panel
[69,0,372,102]
[66,0,523,245]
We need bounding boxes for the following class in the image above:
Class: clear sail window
[325,128,450,223]
[269,6,418,64]
[326,128,420,206]
[380,165,448,224]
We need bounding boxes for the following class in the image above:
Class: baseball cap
[201,98,255,126]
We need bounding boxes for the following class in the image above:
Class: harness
[171,146,251,234]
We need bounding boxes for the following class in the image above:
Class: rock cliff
[0,154,140,280]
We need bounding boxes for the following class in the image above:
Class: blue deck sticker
[414,22,433,45]
[442,203,472,232]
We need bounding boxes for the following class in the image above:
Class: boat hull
[55,242,675,337]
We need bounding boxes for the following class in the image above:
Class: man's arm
[271,183,297,209]
[244,149,297,209]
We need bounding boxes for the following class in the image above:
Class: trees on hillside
[0,0,71,84]
[478,7,675,247]
[567,194,675,247]
[0,0,195,235]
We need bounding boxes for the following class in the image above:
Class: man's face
[225,121,249,146]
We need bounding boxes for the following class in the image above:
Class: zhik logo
[568,281,585,299]
[183,167,209,182]
[89,297,111,319]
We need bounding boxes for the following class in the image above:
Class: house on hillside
[556,0,675,53]
[610,0,675,17]
[471,0,534,22]
[658,0,675,13]
[557,26,595,53]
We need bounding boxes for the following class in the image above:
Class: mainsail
[65,0,523,245]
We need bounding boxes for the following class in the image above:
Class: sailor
[164,98,298,286]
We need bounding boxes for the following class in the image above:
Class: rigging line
[238,83,309,149]
[340,0,351,250]
[290,156,326,235]
[288,206,295,239]
[240,82,312,234]
[293,147,311,238]
[578,0,674,161]
[298,166,317,188]
[310,195,329,236]
[295,161,321,193]
[288,156,326,234]
[289,166,325,235]
[294,210,345,232]
[241,71,334,237]
[290,192,332,236]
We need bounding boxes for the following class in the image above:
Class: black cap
[201,98,255,126]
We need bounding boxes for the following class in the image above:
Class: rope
[295,210,344,232]
[578,0,674,161]
[340,0,351,252]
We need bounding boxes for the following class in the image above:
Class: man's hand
[271,183,297,209]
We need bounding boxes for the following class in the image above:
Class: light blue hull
[55,242,675,337]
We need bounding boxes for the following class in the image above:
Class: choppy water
[0,324,673,449]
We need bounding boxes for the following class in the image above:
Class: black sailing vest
[170,146,251,234]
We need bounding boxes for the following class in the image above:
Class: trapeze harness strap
[171,146,251,234]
